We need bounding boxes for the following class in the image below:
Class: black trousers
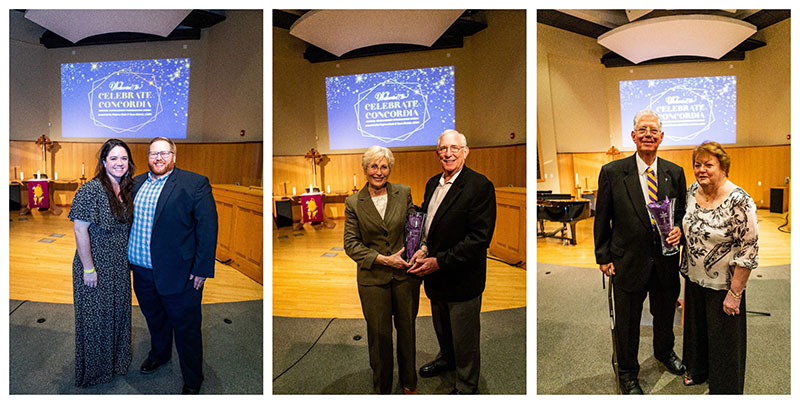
[613,269,679,379]
[683,279,747,394]
[430,294,482,393]
[131,264,204,389]
[357,277,421,394]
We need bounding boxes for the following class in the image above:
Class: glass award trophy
[646,196,679,256]
[403,210,426,262]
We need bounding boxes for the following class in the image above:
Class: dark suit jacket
[344,182,416,286]
[132,167,218,295]
[594,154,687,293]
[421,166,496,302]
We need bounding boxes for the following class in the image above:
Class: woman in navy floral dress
[69,139,136,387]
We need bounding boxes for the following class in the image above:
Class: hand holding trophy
[646,196,679,256]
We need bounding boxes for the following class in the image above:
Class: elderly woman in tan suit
[344,145,420,394]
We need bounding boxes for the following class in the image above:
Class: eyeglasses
[437,145,464,155]
[148,151,174,159]
[635,127,661,135]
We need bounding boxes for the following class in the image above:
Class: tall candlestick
[81,163,85,176]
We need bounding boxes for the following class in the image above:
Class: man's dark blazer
[594,154,687,293]
[132,167,218,295]
[421,165,496,302]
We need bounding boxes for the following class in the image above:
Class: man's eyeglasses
[635,128,661,135]
[148,151,174,159]
[437,145,464,155]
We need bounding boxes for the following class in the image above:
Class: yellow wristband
[84,267,96,274]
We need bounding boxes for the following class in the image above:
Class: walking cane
[606,273,621,394]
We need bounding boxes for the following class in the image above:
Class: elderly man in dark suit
[408,129,496,394]
[594,110,687,394]
[128,137,218,395]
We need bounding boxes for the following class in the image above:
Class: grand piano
[537,191,592,245]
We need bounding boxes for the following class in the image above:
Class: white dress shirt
[423,168,463,237]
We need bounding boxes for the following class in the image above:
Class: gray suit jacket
[344,182,415,286]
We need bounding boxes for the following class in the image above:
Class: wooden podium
[212,184,263,284]
[490,187,526,266]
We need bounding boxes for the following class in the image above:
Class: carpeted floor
[9,299,263,394]
[537,263,790,394]
[273,307,526,394]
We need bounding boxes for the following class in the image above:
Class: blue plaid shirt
[128,170,173,268]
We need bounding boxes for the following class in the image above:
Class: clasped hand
[665,226,682,246]
[383,247,410,269]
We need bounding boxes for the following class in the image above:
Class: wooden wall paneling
[390,149,442,205]
[555,145,790,209]
[10,141,263,206]
[572,153,610,191]
[271,145,526,215]
[273,155,311,196]
[555,153,574,194]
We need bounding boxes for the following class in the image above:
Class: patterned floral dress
[68,178,132,387]
[680,181,759,288]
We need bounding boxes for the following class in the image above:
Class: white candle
[55,172,58,180]
[20,171,23,181]
[310,184,313,192]
[353,174,357,187]
[81,163,85,176]
[292,187,296,195]
[37,170,40,178]
[575,173,579,186]
[326,185,331,193]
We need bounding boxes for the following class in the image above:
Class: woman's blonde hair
[693,141,731,176]
[361,145,394,172]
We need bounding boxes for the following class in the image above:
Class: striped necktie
[646,167,657,224]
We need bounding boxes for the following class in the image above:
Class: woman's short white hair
[437,129,468,147]
[361,145,395,171]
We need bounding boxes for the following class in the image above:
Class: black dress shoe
[620,379,644,394]
[449,388,477,395]
[419,360,455,378]
[656,351,686,375]
[182,385,200,395]
[139,358,162,374]
[683,373,707,386]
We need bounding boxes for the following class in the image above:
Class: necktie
[646,167,657,224]
[646,167,657,203]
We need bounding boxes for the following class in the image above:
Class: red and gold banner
[300,193,324,223]
[27,180,50,209]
